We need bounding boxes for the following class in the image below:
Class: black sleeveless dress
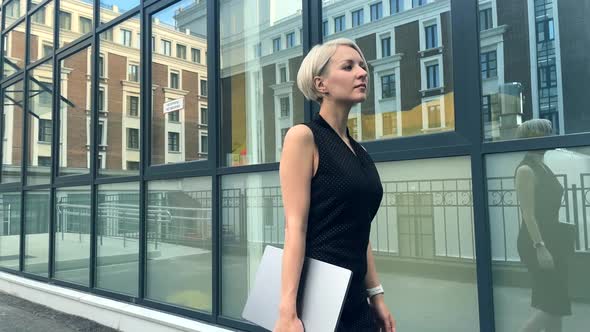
[303,114,383,331]
[516,154,573,316]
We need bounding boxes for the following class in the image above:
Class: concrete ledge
[0,272,236,332]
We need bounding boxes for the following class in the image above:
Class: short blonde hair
[516,119,553,138]
[296,38,369,104]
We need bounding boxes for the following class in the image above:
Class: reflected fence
[4,175,589,263]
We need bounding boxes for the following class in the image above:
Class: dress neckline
[316,113,358,158]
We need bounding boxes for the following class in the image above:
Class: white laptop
[242,245,352,332]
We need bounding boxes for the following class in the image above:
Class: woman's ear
[314,76,328,95]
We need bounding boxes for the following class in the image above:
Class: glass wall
[1,79,23,183]
[23,189,50,276]
[96,182,139,296]
[98,15,141,176]
[486,147,590,331]
[146,177,212,311]
[26,60,53,185]
[0,1,587,332]
[479,0,590,141]
[58,46,92,176]
[0,192,20,270]
[219,1,303,166]
[322,0,454,142]
[150,0,209,166]
[54,186,91,285]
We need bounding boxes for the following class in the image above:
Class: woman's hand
[370,295,396,332]
[536,246,555,270]
[273,313,305,332]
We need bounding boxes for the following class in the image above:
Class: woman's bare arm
[278,124,315,318]
[364,242,381,289]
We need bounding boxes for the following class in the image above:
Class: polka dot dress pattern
[303,114,383,331]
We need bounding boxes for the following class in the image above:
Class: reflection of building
[480,0,588,140]
[178,0,454,164]
[2,0,209,179]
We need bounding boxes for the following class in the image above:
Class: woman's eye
[344,65,353,70]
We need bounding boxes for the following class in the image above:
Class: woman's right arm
[275,125,315,331]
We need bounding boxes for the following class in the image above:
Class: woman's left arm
[365,242,396,332]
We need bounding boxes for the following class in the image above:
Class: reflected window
[480,51,497,79]
[381,36,391,57]
[168,110,179,122]
[200,134,208,154]
[98,55,105,77]
[273,37,281,52]
[286,32,295,49]
[32,6,47,24]
[191,48,201,63]
[6,0,22,19]
[200,79,207,96]
[200,107,208,125]
[38,120,52,142]
[479,8,492,31]
[177,44,187,59]
[322,20,329,37]
[127,128,139,149]
[334,15,345,33]
[60,11,72,30]
[80,16,92,34]
[121,29,132,47]
[161,39,171,56]
[352,9,364,27]
[425,24,438,49]
[370,2,383,21]
[426,63,439,89]
[128,64,139,82]
[168,132,180,152]
[381,74,395,98]
[413,0,426,8]
[170,71,180,89]
[127,96,139,116]
[391,0,402,14]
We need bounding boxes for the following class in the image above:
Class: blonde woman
[275,38,396,332]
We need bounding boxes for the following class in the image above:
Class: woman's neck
[318,100,352,138]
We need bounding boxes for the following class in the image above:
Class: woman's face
[317,45,368,105]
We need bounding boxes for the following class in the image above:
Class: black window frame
[127,128,139,150]
[480,50,497,79]
[352,9,363,27]
[381,74,396,98]
[168,132,180,152]
[370,2,383,21]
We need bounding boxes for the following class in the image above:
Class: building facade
[0,0,588,331]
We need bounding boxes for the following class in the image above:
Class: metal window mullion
[303,0,321,122]
[451,0,495,331]
[19,9,31,274]
[89,0,100,290]
[208,0,220,322]
[138,2,149,301]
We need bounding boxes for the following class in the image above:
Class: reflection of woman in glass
[515,119,573,332]
[275,38,395,332]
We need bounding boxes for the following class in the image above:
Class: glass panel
[3,21,26,77]
[58,46,92,176]
[59,0,94,49]
[98,15,140,177]
[146,177,212,311]
[219,1,303,166]
[373,157,479,330]
[27,60,54,186]
[150,0,208,165]
[99,0,140,25]
[29,0,55,63]
[323,0,454,141]
[0,192,21,270]
[4,0,24,25]
[486,147,590,331]
[220,171,282,318]
[2,80,24,184]
[96,182,139,296]
[24,190,50,276]
[480,0,590,141]
[55,186,91,285]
